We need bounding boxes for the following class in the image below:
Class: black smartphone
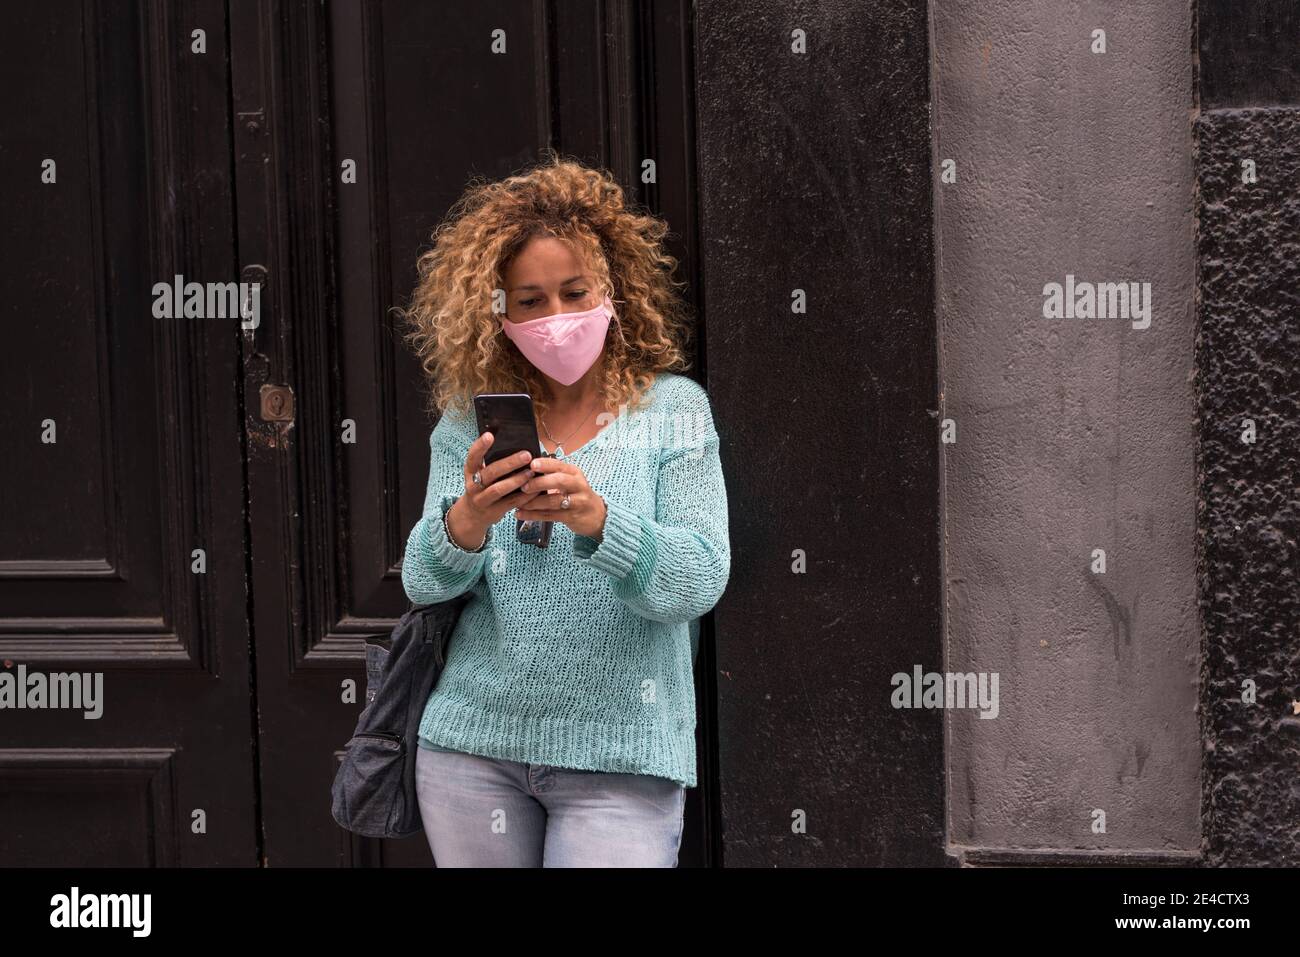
[472,393,553,548]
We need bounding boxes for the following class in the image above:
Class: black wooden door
[0,0,257,866]
[2,0,938,871]
[1,0,704,869]
[230,0,708,866]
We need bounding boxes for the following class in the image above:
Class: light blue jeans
[415,745,686,867]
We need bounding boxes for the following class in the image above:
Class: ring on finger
[472,471,482,488]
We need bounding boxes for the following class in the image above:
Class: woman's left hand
[514,456,607,540]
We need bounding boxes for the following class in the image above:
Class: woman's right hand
[444,432,542,549]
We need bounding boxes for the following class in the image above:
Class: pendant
[554,445,565,459]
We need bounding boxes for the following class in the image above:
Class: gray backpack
[330,595,470,839]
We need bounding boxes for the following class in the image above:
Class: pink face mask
[499,294,614,386]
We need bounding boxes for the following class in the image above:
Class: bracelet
[443,503,487,553]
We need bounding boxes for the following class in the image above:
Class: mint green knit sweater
[400,372,730,789]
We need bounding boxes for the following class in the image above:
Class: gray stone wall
[932,2,1201,857]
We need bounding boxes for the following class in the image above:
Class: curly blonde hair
[396,152,695,423]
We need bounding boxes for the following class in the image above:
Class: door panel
[0,0,255,866]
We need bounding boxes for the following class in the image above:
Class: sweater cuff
[426,494,493,571]
[573,498,649,581]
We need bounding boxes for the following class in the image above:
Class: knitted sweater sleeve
[572,383,731,624]
[400,415,495,605]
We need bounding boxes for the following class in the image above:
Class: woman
[396,154,731,867]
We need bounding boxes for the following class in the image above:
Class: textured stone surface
[696,0,944,865]
[1198,0,1300,110]
[1195,107,1300,866]
[933,0,1201,854]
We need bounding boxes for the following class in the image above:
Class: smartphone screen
[473,393,543,467]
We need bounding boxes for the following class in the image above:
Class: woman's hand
[515,456,608,540]
[445,432,543,549]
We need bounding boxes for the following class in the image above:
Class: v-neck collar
[550,373,661,460]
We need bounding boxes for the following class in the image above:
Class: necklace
[540,393,604,458]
